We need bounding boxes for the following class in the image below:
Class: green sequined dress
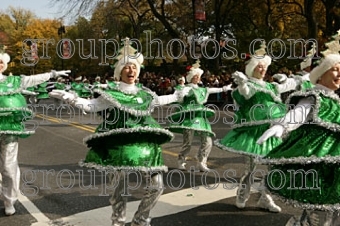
[80,83,92,98]
[0,76,34,138]
[71,82,84,97]
[80,82,173,172]
[260,88,340,211]
[167,85,216,137]
[215,80,286,157]
[35,82,49,99]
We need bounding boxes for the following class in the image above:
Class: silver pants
[237,156,256,199]
[110,171,164,226]
[179,129,212,162]
[0,135,20,206]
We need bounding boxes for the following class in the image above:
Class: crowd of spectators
[137,69,235,105]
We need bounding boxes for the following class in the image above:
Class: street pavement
[0,100,304,226]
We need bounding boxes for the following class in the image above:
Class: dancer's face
[121,63,137,84]
[252,62,267,80]
[318,63,340,90]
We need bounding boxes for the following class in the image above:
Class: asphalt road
[0,99,305,226]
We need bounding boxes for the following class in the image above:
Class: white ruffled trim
[0,107,34,114]
[270,192,340,212]
[246,81,282,103]
[79,160,168,172]
[83,126,174,144]
[92,87,158,117]
[167,125,215,137]
[256,154,340,165]
[214,139,264,157]
[0,130,35,135]
[231,119,273,129]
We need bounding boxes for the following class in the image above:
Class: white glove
[181,86,191,96]
[49,90,76,103]
[272,73,287,83]
[51,70,71,78]
[256,124,284,144]
[301,73,310,81]
[222,84,233,92]
[173,86,191,103]
[231,71,248,85]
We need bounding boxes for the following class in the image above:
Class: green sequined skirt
[215,124,282,157]
[263,125,340,210]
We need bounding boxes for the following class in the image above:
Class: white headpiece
[300,43,317,70]
[310,32,340,85]
[0,46,10,73]
[113,38,144,81]
[245,41,272,77]
[186,60,204,83]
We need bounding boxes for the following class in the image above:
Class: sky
[0,0,71,24]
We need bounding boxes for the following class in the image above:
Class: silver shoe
[178,157,187,170]
[257,194,281,213]
[4,202,15,216]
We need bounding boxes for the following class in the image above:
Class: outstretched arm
[21,70,70,88]
[153,87,191,106]
[49,90,108,112]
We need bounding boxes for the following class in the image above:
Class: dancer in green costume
[49,41,189,226]
[257,34,340,226]
[0,47,69,216]
[214,41,307,213]
[167,60,232,172]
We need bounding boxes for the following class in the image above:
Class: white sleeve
[207,87,223,94]
[275,96,314,131]
[73,96,109,112]
[21,73,52,88]
[153,93,178,106]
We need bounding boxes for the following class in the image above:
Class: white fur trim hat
[245,41,271,77]
[0,52,10,73]
[178,76,185,83]
[309,54,340,84]
[245,55,272,77]
[113,53,144,81]
[186,60,203,83]
[186,68,204,83]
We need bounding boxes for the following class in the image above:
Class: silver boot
[109,173,127,226]
[131,173,164,226]
[235,172,251,208]
[196,157,211,172]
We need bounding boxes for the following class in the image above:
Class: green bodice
[0,76,34,137]
[71,82,84,97]
[167,86,215,137]
[55,82,66,90]
[232,81,285,126]
[35,82,49,99]
[215,80,284,157]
